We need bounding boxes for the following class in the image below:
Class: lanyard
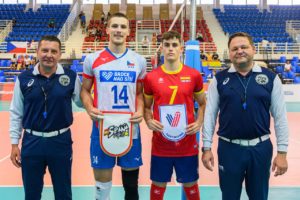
[37,78,49,119]
[236,73,252,110]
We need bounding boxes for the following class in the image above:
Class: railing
[286,20,300,43]
[57,0,80,42]
[0,20,12,43]
[136,20,161,30]
[0,41,299,60]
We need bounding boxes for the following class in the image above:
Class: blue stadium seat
[294,76,300,84]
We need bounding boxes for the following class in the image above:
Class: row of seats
[214,5,300,44]
[3,5,70,42]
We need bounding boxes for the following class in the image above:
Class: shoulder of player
[84,49,104,63]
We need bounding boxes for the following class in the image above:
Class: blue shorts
[150,155,199,183]
[90,123,143,169]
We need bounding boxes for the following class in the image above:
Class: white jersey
[83,47,147,113]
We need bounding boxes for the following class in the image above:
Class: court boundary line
[0,155,10,163]
[1,185,299,188]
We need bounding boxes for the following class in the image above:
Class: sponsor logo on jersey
[158,77,164,83]
[223,77,230,85]
[100,70,136,83]
[166,111,181,127]
[27,79,34,87]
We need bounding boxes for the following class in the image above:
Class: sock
[122,169,139,200]
[184,183,200,200]
[150,184,166,200]
[95,181,112,200]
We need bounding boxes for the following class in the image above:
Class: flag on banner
[7,42,27,53]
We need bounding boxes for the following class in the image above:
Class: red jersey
[144,64,204,157]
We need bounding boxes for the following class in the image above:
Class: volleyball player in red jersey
[144,30,206,200]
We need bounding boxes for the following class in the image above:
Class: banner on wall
[7,42,27,53]
[282,84,300,102]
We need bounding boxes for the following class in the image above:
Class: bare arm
[186,92,206,135]
[80,77,103,121]
[129,82,144,123]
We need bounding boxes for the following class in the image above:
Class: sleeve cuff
[277,144,288,152]
[11,138,20,145]
[203,140,212,148]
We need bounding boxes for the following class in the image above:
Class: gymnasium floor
[0,101,299,199]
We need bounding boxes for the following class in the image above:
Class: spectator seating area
[160,19,217,52]
[1,4,70,42]
[273,56,300,84]
[84,19,136,42]
[214,5,299,43]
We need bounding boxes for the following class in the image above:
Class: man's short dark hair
[162,30,182,43]
[38,35,61,50]
[107,12,128,26]
[228,32,254,48]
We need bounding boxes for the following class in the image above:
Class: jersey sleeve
[143,73,153,98]
[83,54,94,79]
[137,56,147,82]
[194,70,204,94]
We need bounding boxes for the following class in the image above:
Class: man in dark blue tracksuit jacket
[9,35,82,200]
[201,32,289,200]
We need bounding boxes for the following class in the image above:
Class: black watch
[201,147,211,152]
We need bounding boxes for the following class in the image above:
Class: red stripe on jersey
[93,76,99,128]
[83,73,93,79]
[92,49,116,69]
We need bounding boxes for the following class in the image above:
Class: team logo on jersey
[255,74,269,85]
[223,77,230,85]
[127,61,135,68]
[166,112,181,127]
[59,75,70,86]
[180,76,191,83]
[27,79,34,87]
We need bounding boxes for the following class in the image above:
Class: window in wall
[96,0,108,3]
[83,0,95,4]
[18,0,29,3]
[267,0,278,4]
[200,0,214,4]
[279,0,292,4]
[140,0,154,4]
[233,0,246,4]
[49,0,61,4]
[294,0,300,5]
[109,0,121,3]
[4,0,17,3]
[36,0,48,3]
[247,0,259,4]
[155,0,167,3]
[62,0,73,3]
[127,0,139,3]
[220,0,232,4]
[173,0,184,4]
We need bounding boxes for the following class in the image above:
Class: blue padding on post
[181,40,202,200]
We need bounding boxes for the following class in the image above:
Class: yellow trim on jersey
[143,93,153,99]
[161,63,183,74]
[194,88,204,95]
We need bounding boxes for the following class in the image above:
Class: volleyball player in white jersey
[80,13,147,200]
